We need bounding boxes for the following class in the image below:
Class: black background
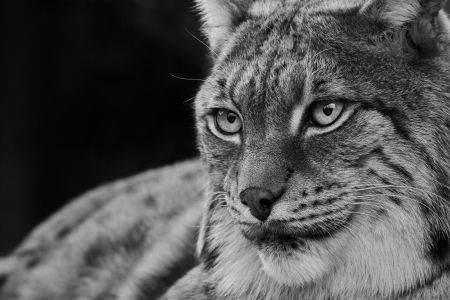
[1,1,450,256]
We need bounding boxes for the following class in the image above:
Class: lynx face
[195,0,450,297]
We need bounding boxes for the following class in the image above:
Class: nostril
[239,187,277,222]
[260,199,272,210]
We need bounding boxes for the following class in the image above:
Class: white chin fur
[258,251,329,286]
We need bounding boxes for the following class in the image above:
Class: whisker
[350,211,384,221]
[348,184,448,204]
[183,96,196,103]
[351,193,440,218]
[433,180,450,195]
[185,29,219,57]
[169,73,206,82]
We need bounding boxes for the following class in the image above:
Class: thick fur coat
[1,0,450,299]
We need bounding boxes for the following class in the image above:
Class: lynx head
[194,0,450,298]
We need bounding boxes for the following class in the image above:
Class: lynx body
[2,0,450,299]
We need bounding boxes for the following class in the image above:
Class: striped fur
[1,1,450,299]
[184,0,450,299]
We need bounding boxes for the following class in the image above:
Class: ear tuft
[362,0,446,27]
[195,0,251,56]
[361,0,449,55]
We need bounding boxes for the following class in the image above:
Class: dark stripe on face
[368,169,408,206]
[312,79,327,93]
[428,228,450,262]
[362,148,414,184]
[361,99,412,142]
[372,148,414,183]
[388,196,402,206]
[434,167,450,204]
[227,65,248,110]
[366,168,403,206]
[202,246,221,272]
[200,200,222,271]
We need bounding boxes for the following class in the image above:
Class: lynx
[2,0,450,299]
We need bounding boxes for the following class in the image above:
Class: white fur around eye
[306,102,355,137]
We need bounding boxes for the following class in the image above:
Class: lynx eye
[215,109,242,134]
[311,100,344,126]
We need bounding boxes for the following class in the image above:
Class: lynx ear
[361,0,449,54]
[195,0,251,55]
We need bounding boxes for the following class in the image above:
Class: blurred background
[1,0,450,256]
[0,0,208,255]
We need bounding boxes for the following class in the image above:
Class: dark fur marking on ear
[428,229,450,262]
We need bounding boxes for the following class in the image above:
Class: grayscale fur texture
[2,0,450,299]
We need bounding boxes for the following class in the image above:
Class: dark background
[1,1,450,256]
[0,0,208,255]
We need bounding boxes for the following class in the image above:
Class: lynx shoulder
[0,160,204,299]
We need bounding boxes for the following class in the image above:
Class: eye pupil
[311,100,344,126]
[227,113,236,123]
[323,104,335,116]
[214,109,242,135]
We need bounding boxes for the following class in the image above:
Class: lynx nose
[239,187,276,222]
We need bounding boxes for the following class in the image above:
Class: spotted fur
[183,0,450,299]
[1,0,450,299]
[0,160,205,300]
